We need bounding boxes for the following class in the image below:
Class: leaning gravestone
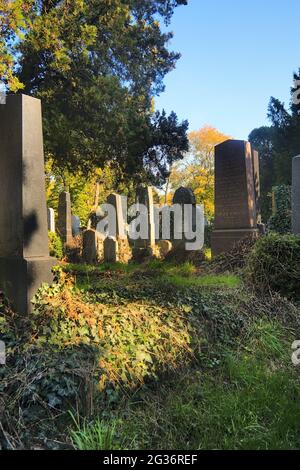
[47,208,56,233]
[0,94,56,314]
[58,191,73,244]
[292,156,300,234]
[211,140,259,257]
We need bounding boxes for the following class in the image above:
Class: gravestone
[292,156,300,234]
[82,229,104,264]
[172,187,197,246]
[104,236,119,263]
[211,140,259,257]
[72,215,81,236]
[107,193,127,239]
[58,191,72,244]
[0,94,56,314]
[135,186,156,248]
[47,208,55,233]
[106,193,131,263]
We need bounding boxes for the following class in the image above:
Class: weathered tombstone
[58,191,72,244]
[211,140,259,257]
[82,229,104,264]
[172,187,197,246]
[135,186,156,248]
[292,156,300,234]
[47,208,56,233]
[104,236,119,263]
[72,215,81,236]
[105,193,131,263]
[0,94,56,314]
[107,193,127,238]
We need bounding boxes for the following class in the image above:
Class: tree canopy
[1,0,189,185]
[249,70,300,219]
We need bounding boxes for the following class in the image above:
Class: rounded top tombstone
[173,187,196,205]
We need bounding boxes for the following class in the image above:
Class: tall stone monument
[58,191,72,244]
[135,186,156,249]
[292,156,300,234]
[0,94,55,314]
[211,140,259,257]
[106,193,131,263]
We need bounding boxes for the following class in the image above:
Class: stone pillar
[211,140,259,257]
[292,156,300,234]
[47,208,56,233]
[135,186,156,248]
[106,193,131,263]
[107,193,127,238]
[0,94,56,314]
[58,191,72,244]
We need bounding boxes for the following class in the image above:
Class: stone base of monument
[0,256,57,315]
[211,228,259,258]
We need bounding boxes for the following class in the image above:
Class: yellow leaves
[80,24,97,47]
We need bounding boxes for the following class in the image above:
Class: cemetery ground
[1,236,300,450]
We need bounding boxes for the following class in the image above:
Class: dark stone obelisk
[211,140,259,257]
[0,94,56,314]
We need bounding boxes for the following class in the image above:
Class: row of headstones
[48,186,200,264]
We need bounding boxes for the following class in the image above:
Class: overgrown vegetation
[245,234,300,301]
[0,258,300,450]
[268,185,292,234]
[48,231,63,259]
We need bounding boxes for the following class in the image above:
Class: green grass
[70,318,300,450]
[69,413,121,450]
[159,273,241,288]
[65,260,241,290]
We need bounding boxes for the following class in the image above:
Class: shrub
[245,234,300,300]
[48,231,63,259]
[268,185,291,234]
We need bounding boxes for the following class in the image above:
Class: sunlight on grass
[118,320,300,450]
[160,273,241,288]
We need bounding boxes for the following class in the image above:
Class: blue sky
[155,0,300,139]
